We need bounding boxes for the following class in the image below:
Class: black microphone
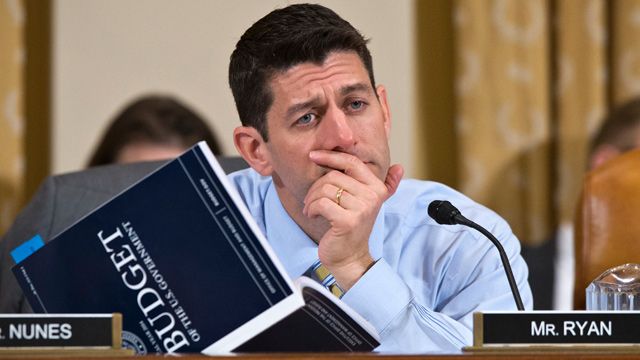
[428,200,525,311]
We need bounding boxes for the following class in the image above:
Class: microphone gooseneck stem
[456,216,525,311]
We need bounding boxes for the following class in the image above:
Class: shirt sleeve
[342,259,470,353]
[341,226,533,353]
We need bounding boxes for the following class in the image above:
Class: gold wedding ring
[335,187,344,206]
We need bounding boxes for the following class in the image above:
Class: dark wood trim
[24,0,51,205]
[414,0,457,185]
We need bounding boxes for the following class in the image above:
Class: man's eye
[350,100,365,110]
[297,113,316,125]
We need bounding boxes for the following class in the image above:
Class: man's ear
[233,126,273,176]
[376,84,392,137]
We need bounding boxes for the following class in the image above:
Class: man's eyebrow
[340,83,373,96]
[285,83,372,119]
[286,96,322,119]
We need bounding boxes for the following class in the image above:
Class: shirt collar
[264,183,318,278]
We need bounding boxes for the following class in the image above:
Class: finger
[304,185,364,217]
[305,197,349,221]
[303,170,363,204]
[305,195,367,225]
[384,164,404,198]
[303,183,340,215]
[309,150,380,185]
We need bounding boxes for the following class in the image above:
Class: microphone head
[428,200,461,225]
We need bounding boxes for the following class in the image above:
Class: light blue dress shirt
[228,168,533,353]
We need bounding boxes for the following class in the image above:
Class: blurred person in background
[87,94,222,167]
[589,97,640,169]
[551,97,640,310]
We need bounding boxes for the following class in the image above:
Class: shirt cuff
[341,258,413,333]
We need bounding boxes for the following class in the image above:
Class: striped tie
[303,259,344,298]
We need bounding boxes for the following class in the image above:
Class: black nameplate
[474,311,640,346]
[0,314,120,348]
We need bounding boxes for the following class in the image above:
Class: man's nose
[318,107,356,151]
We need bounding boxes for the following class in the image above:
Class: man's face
[262,51,392,209]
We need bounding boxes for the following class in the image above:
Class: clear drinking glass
[586,263,640,310]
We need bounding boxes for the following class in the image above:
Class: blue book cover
[11,142,379,354]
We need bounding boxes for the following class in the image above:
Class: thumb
[384,164,404,198]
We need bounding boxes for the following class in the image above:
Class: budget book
[11,142,379,355]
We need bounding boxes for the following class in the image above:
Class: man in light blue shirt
[226,3,533,354]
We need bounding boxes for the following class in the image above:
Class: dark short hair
[87,95,222,167]
[591,97,640,156]
[228,3,375,141]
